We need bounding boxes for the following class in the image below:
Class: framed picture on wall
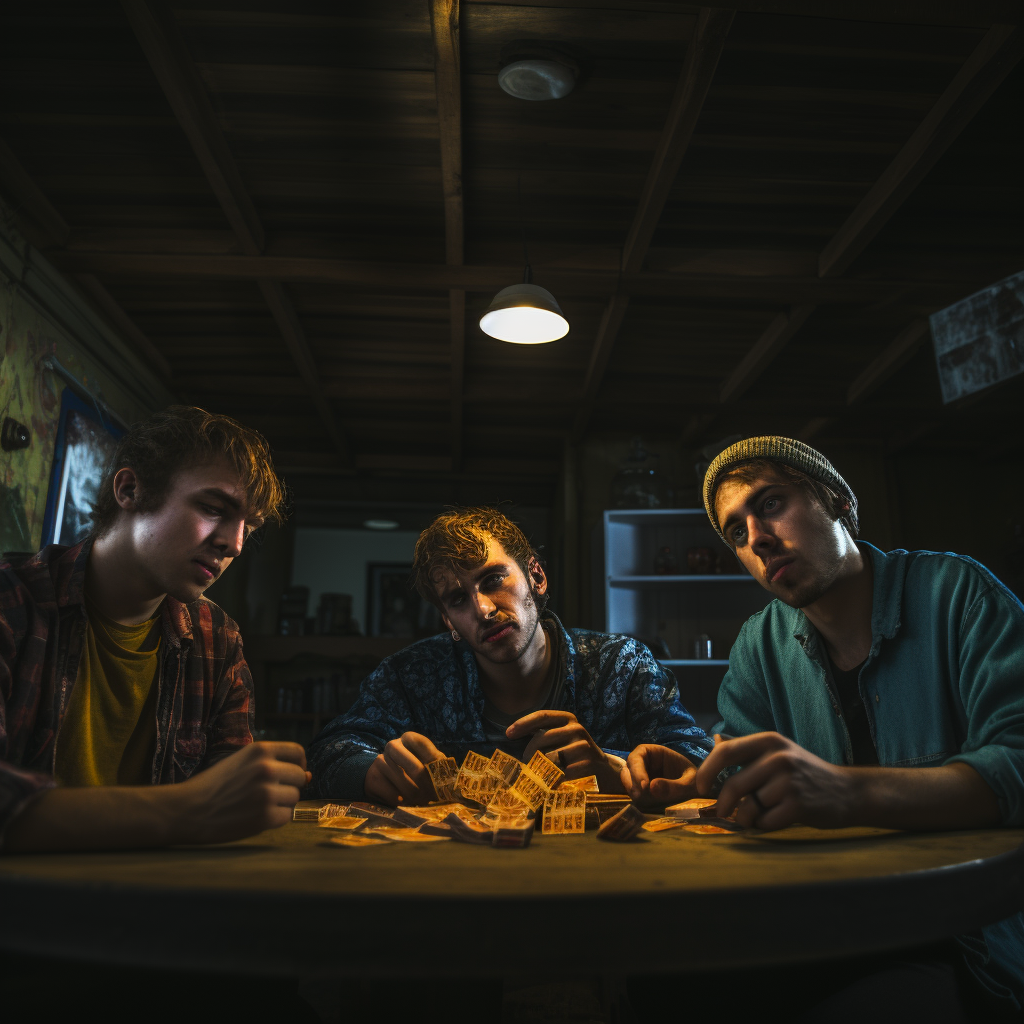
[40,390,123,548]
[366,562,442,639]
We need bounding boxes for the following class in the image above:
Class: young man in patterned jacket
[0,406,308,852]
[309,507,708,804]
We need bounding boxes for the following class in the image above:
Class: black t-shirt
[827,655,878,766]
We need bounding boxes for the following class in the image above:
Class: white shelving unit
[604,508,771,725]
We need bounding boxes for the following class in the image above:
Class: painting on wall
[366,562,443,639]
[930,268,1024,404]
[40,390,122,548]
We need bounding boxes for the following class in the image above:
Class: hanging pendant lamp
[479,267,569,345]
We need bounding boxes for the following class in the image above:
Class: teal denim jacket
[716,543,1024,1010]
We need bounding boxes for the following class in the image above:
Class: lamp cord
[517,173,531,283]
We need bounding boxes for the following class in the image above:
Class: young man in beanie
[623,436,1024,1018]
[308,506,708,804]
[0,406,310,852]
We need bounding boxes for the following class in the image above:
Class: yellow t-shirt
[54,598,161,787]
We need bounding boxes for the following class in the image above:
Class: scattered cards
[597,803,646,842]
[317,815,369,831]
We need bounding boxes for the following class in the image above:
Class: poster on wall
[366,562,443,639]
[40,390,123,548]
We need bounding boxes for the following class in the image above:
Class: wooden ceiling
[2,1,1022,506]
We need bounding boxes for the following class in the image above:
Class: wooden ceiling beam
[47,250,975,306]
[75,274,172,380]
[429,0,466,473]
[0,137,70,247]
[847,320,931,406]
[0,136,172,383]
[570,294,631,442]
[257,279,350,464]
[461,0,1020,26]
[120,0,263,256]
[430,0,463,269]
[719,25,1023,404]
[571,8,733,442]
[819,24,1024,279]
[622,9,735,277]
[121,0,353,462]
[719,305,815,402]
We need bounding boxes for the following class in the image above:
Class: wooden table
[2,817,1020,977]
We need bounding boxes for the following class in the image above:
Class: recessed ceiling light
[363,518,400,530]
[498,58,576,102]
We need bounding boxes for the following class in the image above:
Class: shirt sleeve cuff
[309,749,378,803]
[947,747,1024,826]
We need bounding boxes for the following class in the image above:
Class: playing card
[485,749,523,786]
[444,811,496,844]
[641,817,687,832]
[425,756,459,801]
[346,802,404,828]
[291,807,321,822]
[525,750,564,790]
[510,766,551,811]
[317,815,369,831]
[596,803,646,841]
[328,832,392,847]
[541,790,587,834]
[317,803,349,820]
[665,798,717,819]
[558,775,599,793]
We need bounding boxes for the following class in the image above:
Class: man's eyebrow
[720,483,777,533]
[198,487,242,512]
[437,561,506,603]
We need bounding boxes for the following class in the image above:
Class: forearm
[2,784,191,853]
[848,762,1001,830]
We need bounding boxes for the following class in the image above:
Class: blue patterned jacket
[308,614,708,800]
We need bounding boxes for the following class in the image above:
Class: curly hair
[411,506,547,611]
[90,405,286,536]
[716,459,858,539]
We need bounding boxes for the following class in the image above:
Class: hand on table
[621,744,699,805]
[178,740,310,843]
[696,732,856,830]
[506,711,625,792]
[364,731,447,805]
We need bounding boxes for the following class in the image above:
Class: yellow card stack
[510,751,565,811]
[541,790,587,834]
[455,750,495,803]
[317,803,349,820]
[425,756,459,801]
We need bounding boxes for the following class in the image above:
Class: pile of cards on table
[293,747,695,848]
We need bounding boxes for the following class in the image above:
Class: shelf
[604,508,710,526]
[658,659,730,667]
[608,574,756,585]
[245,635,408,663]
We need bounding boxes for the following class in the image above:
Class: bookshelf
[603,508,770,727]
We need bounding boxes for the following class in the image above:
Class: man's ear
[528,557,548,595]
[111,467,141,512]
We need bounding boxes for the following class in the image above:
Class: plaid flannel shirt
[0,538,254,842]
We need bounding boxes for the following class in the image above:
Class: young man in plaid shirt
[0,406,308,852]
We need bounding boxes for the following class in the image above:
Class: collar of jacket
[455,610,577,705]
[791,541,906,663]
[47,534,194,648]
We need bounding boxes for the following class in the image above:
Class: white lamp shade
[479,283,570,344]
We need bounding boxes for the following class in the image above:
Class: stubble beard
[472,587,543,665]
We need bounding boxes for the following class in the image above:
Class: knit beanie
[702,436,858,541]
